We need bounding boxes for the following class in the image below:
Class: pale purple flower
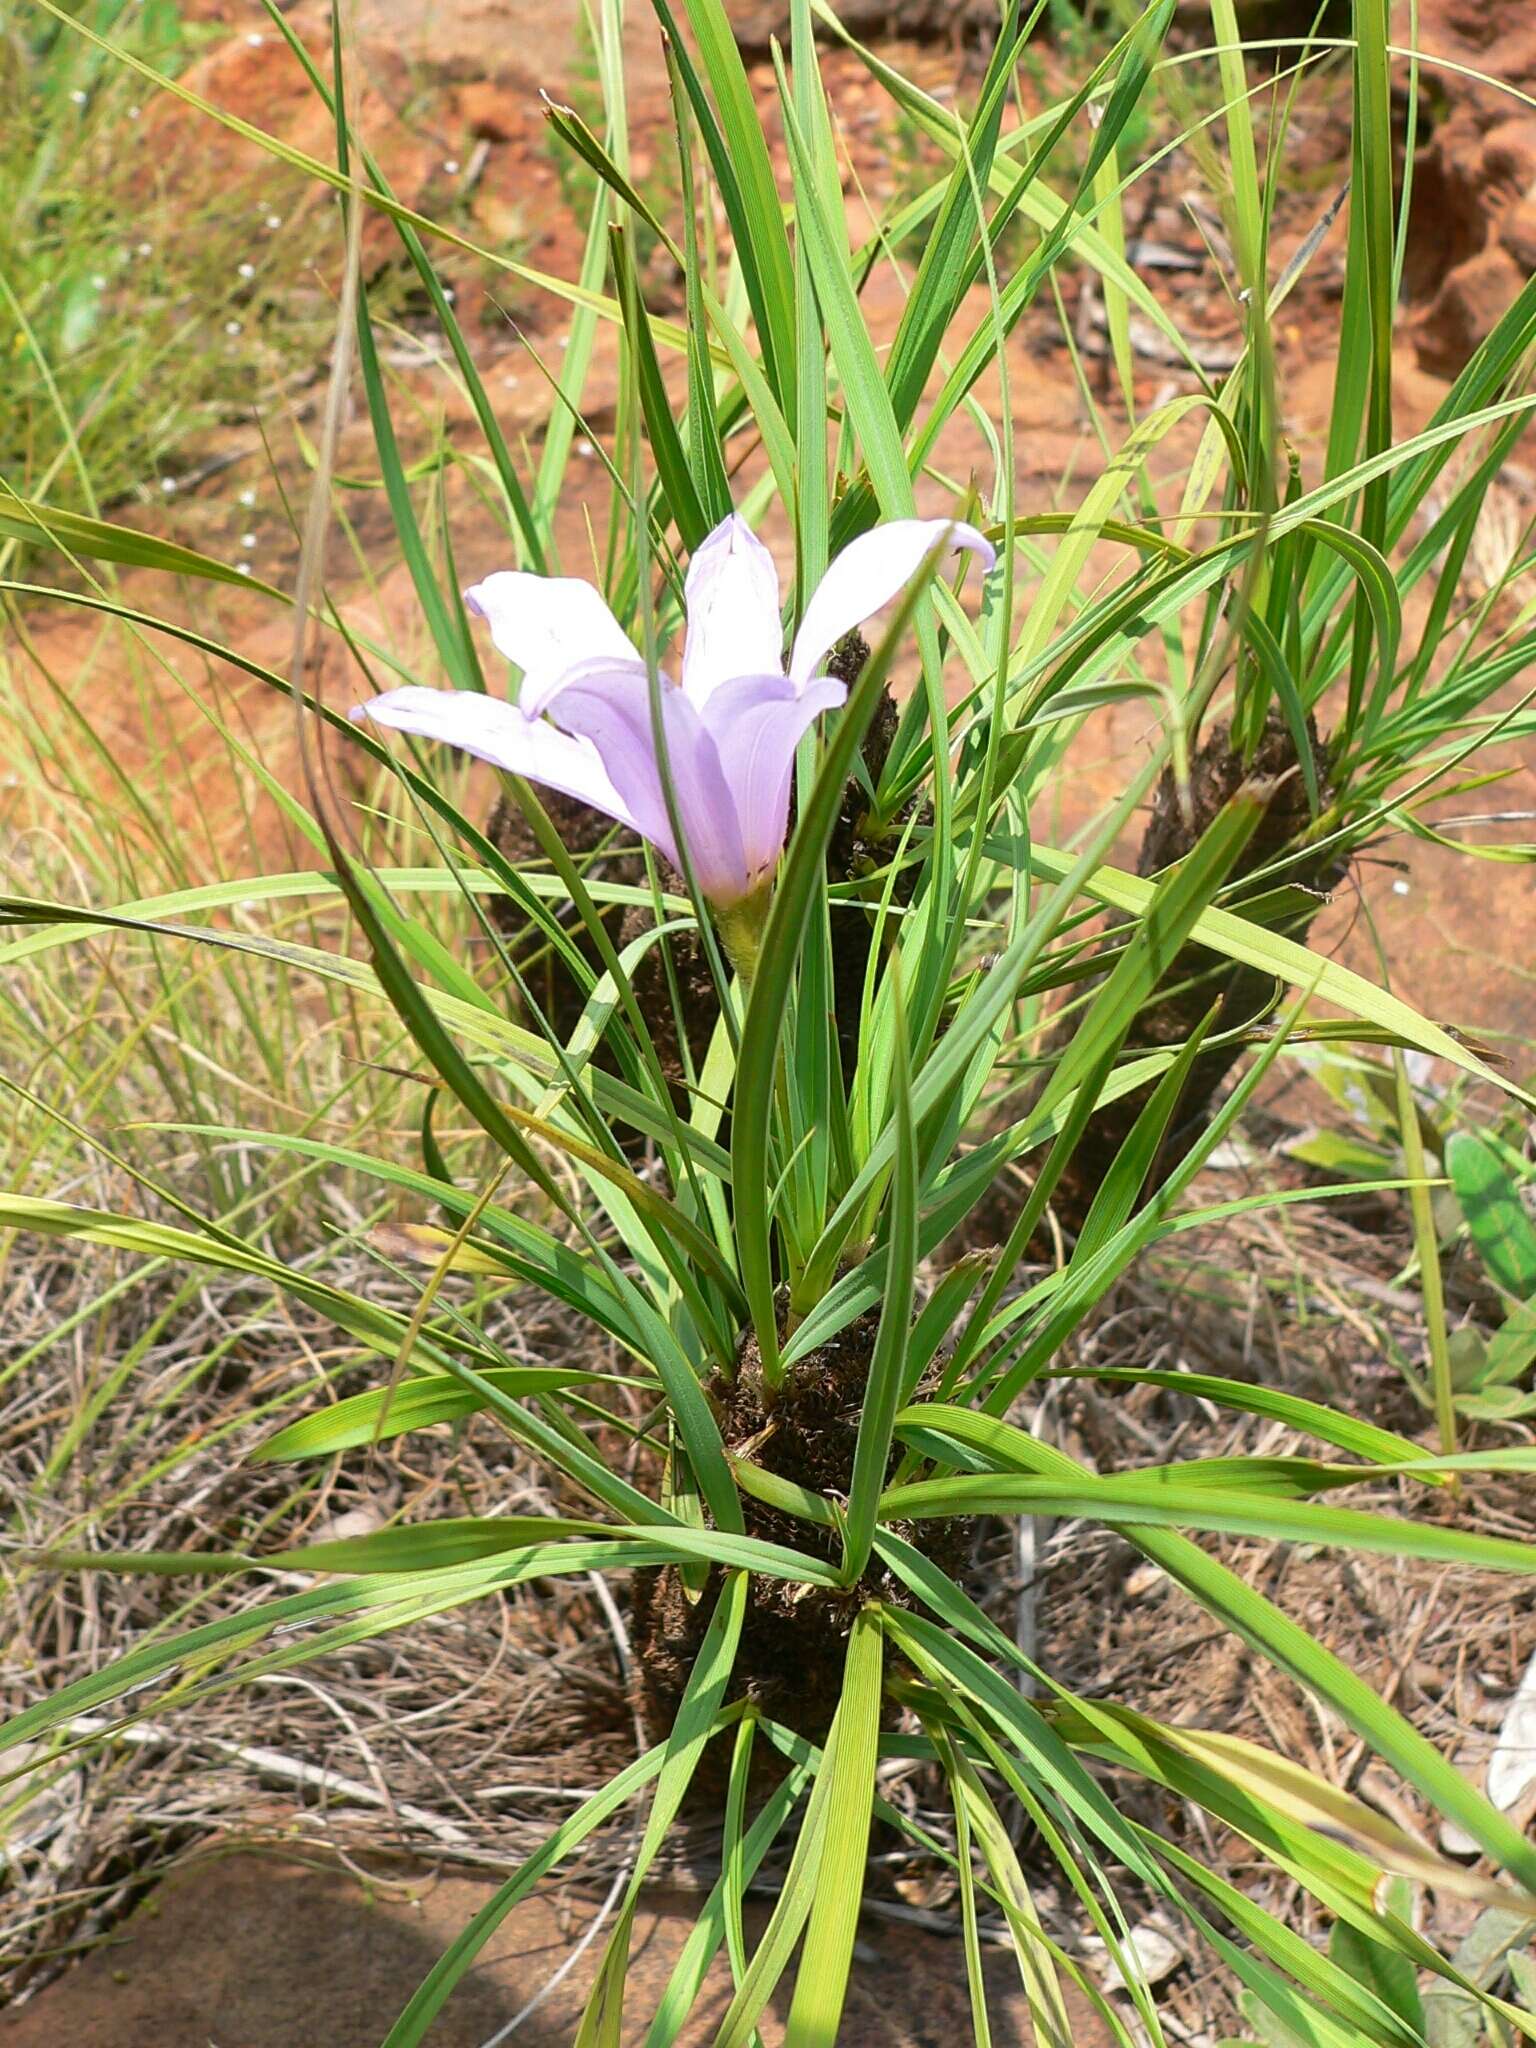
[353,511,994,907]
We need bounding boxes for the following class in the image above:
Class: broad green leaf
[1152,1837,1426,2048]
[0,1193,666,1525]
[945,1737,1075,2048]
[781,1612,883,2048]
[642,1736,813,2048]
[840,973,916,1585]
[710,1736,833,2045]
[258,1367,622,1460]
[576,1573,748,2047]
[1050,1368,1437,1472]
[278,1518,606,1574]
[0,1543,666,1760]
[886,1402,1536,1891]
[0,499,285,593]
[881,1464,1536,1576]
[653,0,796,417]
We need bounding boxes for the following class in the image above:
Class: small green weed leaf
[1329,1879,1425,2037]
[1449,1130,1536,1301]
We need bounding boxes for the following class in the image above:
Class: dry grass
[0,1241,639,2003]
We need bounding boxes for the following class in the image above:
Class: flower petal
[463,571,640,714]
[787,518,996,687]
[680,513,785,707]
[352,685,638,828]
[550,661,751,903]
[699,672,847,882]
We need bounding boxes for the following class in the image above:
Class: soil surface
[0,1850,1104,2047]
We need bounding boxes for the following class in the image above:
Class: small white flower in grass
[238,488,257,508]
[236,562,252,576]
[353,509,994,943]
[264,214,282,230]
[160,477,178,494]
[237,262,256,280]
[246,31,264,45]
[70,89,87,106]
[225,319,242,336]
[127,104,140,119]
[90,274,107,290]
[443,158,460,174]
[136,241,152,257]
[240,533,257,550]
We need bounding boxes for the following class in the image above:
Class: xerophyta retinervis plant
[6,0,1536,2041]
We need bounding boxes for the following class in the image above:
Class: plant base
[630,1310,974,1761]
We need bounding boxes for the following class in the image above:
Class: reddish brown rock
[1417,242,1527,375]
[1405,105,1498,307]
[1408,0,1536,361]
[1480,116,1536,200]
[139,18,438,275]
[135,0,673,299]
[722,0,995,48]
[454,79,523,145]
[1415,0,1536,112]
[1505,196,1536,272]
[353,0,671,111]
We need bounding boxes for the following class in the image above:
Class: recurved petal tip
[788,515,995,686]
